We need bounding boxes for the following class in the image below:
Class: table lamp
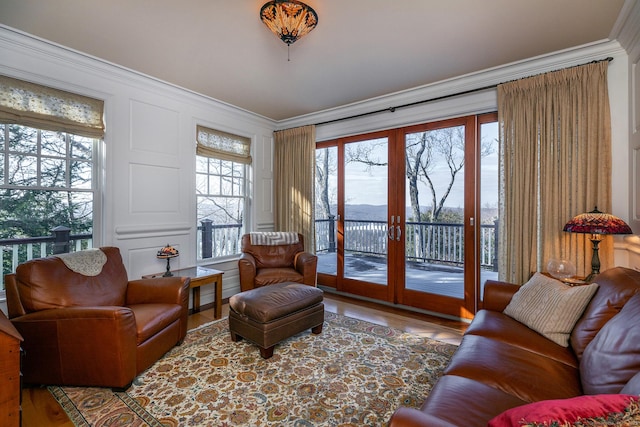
[157,244,179,277]
[563,207,632,281]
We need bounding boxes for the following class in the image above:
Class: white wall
[0,26,278,309]
[621,0,640,270]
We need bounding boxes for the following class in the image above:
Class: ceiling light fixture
[260,0,318,61]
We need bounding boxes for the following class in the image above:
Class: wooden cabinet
[0,310,23,427]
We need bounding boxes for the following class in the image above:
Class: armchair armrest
[3,273,26,318]
[388,407,458,427]
[11,306,137,388]
[482,280,520,312]
[294,251,318,286]
[126,276,190,306]
[238,252,257,291]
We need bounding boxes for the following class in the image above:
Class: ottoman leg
[260,345,275,359]
[312,324,323,334]
[230,331,242,342]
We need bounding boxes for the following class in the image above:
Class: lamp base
[163,257,173,277]
[585,236,602,282]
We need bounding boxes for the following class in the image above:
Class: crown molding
[279,40,626,135]
[611,0,640,55]
[0,25,277,128]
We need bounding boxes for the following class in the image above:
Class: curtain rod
[314,57,613,127]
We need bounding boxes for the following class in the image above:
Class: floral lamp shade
[260,0,318,46]
[563,207,632,281]
[260,0,318,60]
[563,208,632,235]
[157,244,179,277]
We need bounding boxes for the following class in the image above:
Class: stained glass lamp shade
[260,0,318,60]
[563,207,632,281]
[157,244,179,277]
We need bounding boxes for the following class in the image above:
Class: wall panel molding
[115,223,191,239]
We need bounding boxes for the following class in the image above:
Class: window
[0,76,104,297]
[196,126,251,260]
[0,124,98,292]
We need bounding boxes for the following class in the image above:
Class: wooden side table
[143,266,224,319]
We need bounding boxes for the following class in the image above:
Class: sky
[329,122,499,210]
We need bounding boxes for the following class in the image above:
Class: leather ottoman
[228,282,324,359]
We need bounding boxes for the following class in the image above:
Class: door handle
[388,224,395,241]
[396,225,401,241]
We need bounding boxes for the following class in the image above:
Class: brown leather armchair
[238,233,317,291]
[4,246,189,389]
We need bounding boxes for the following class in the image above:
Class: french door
[315,113,498,319]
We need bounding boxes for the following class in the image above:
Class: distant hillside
[319,204,498,223]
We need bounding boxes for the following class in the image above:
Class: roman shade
[0,75,105,138]
[196,125,252,164]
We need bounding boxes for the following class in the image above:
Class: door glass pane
[344,138,388,285]
[479,121,500,296]
[315,146,338,275]
[404,126,465,297]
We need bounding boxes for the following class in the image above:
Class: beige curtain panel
[196,125,252,164]
[0,75,105,138]
[497,61,612,284]
[273,125,316,253]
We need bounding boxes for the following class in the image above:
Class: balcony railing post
[328,214,336,253]
[201,219,213,259]
[493,219,499,271]
[51,225,71,254]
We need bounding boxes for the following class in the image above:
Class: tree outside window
[0,123,97,289]
[196,126,251,260]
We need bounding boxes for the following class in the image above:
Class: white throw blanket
[55,248,107,276]
[250,232,299,246]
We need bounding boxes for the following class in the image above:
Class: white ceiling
[0,0,628,121]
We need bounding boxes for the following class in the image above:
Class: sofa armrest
[388,407,458,427]
[294,251,318,286]
[238,252,257,291]
[126,276,190,306]
[11,306,138,387]
[482,280,520,312]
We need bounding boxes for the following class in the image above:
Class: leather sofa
[238,232,317,291]
[4,246,190,389]
[389,266,640,426]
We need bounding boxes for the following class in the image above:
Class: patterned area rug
[49,312,457,426]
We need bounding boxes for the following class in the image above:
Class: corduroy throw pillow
[503,273,598,347]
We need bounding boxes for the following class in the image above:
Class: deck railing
[315,218,498,270]
[2,218,498,291]
[197,220,242,259]
[1,227,93,289]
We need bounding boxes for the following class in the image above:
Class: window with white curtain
[196,125,251,260]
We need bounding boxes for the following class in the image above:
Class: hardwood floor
[21,292,467,427]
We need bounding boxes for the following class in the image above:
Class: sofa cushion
[465,310,578,367]
[622,371,640,395]
[580,292,640,394]
[503,273,598,347]
[570,267,640,360]
[15,247,129,312]
[255,267,304,286]
[128,303,184,344]
[419,375,528,427]
[444,335,582,402]
[241,233,304,269]
[487,394,640,427]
